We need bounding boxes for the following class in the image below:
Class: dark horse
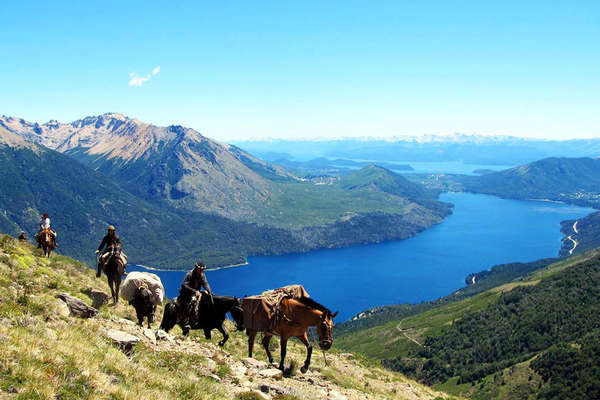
[130,286,158,328]
[160,293,244,347]
[246,297,337,373]
[97,252,126,305]
[39,229,56,258]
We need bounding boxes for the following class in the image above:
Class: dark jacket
[98,233,121,253]
[181,269,211,294]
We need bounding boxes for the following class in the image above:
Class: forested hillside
[337,250,600,399]
[462,157,600,208]
[0,136,301,267]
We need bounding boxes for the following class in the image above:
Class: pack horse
[241,285,338,372]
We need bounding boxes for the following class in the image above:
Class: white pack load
[120,271,165,305]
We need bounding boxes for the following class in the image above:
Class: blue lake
[133,192,594,321]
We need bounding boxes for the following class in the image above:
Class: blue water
[132,193,594,321]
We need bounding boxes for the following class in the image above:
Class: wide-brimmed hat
[42,213,48,218]
[108,225,116,231]
[194,261,206,270]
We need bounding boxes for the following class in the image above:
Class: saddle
[242,285,310,331]
[99,244,128,269]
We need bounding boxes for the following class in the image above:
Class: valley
[0,116,451,268]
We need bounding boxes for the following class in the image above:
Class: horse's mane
[293,296,331,314]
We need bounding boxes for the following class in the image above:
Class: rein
[309,326,329,366]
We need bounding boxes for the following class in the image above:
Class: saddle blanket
[242,284,310,331]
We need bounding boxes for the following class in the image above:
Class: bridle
[317,312,334,349]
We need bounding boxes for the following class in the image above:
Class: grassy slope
[337,249,600,359]
[335,249,600,398]
[0,235,449,400]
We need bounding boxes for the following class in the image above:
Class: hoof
[300,366,308,374]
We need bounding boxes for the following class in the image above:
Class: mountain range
[233,136,600,166]
[0,114,451,267]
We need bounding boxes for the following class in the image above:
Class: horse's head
[229,298,245,331]
[159,301,178,332]
[316,310,338,350]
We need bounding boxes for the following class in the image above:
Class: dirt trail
[396,324,423,347]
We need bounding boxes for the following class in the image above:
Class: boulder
[155,329,174,341]
[259,368,283,380]
[104,329,140,355]
[56,293,97,318]
[142,328,156,343]
[53,299,70,318]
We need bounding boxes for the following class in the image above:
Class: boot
[96,265,102,278]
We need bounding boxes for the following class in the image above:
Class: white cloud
[128,66,161,87]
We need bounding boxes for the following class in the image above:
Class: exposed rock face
[56,293,98,318]
[104,329,141,355]
[0,114,295,220]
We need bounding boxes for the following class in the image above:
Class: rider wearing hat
[18,231,27,242]
[177,261,212,320]
[95,225,122,277]
[35,213,57,248]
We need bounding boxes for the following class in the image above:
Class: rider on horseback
[177,261,213,333]
[35,213,57,248]
[95,225,126,277]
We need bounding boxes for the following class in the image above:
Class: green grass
[252,181,418,228]
[337,247,600,367]
[336,287,506,360]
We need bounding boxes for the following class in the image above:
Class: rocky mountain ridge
[0,113,295,220]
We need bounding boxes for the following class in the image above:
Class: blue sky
[1,1,598,141]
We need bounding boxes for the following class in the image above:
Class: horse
[130,286,157,328]
[39,229,56,258]
[98,252,126,305]
[160,293,244,347]
[245,297,338,373]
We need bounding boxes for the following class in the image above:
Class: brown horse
[246,297,337,373]
[98,253,126,305]
[39,229,56,258]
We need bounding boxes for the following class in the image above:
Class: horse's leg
[203,328,212,340]
[114,278,121,305]
[248,330,257,358]
[107,277,116,306]
[297,332,313,373]
[278,334,289,371]
[261,334,274,365]
[217,324,229,347]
